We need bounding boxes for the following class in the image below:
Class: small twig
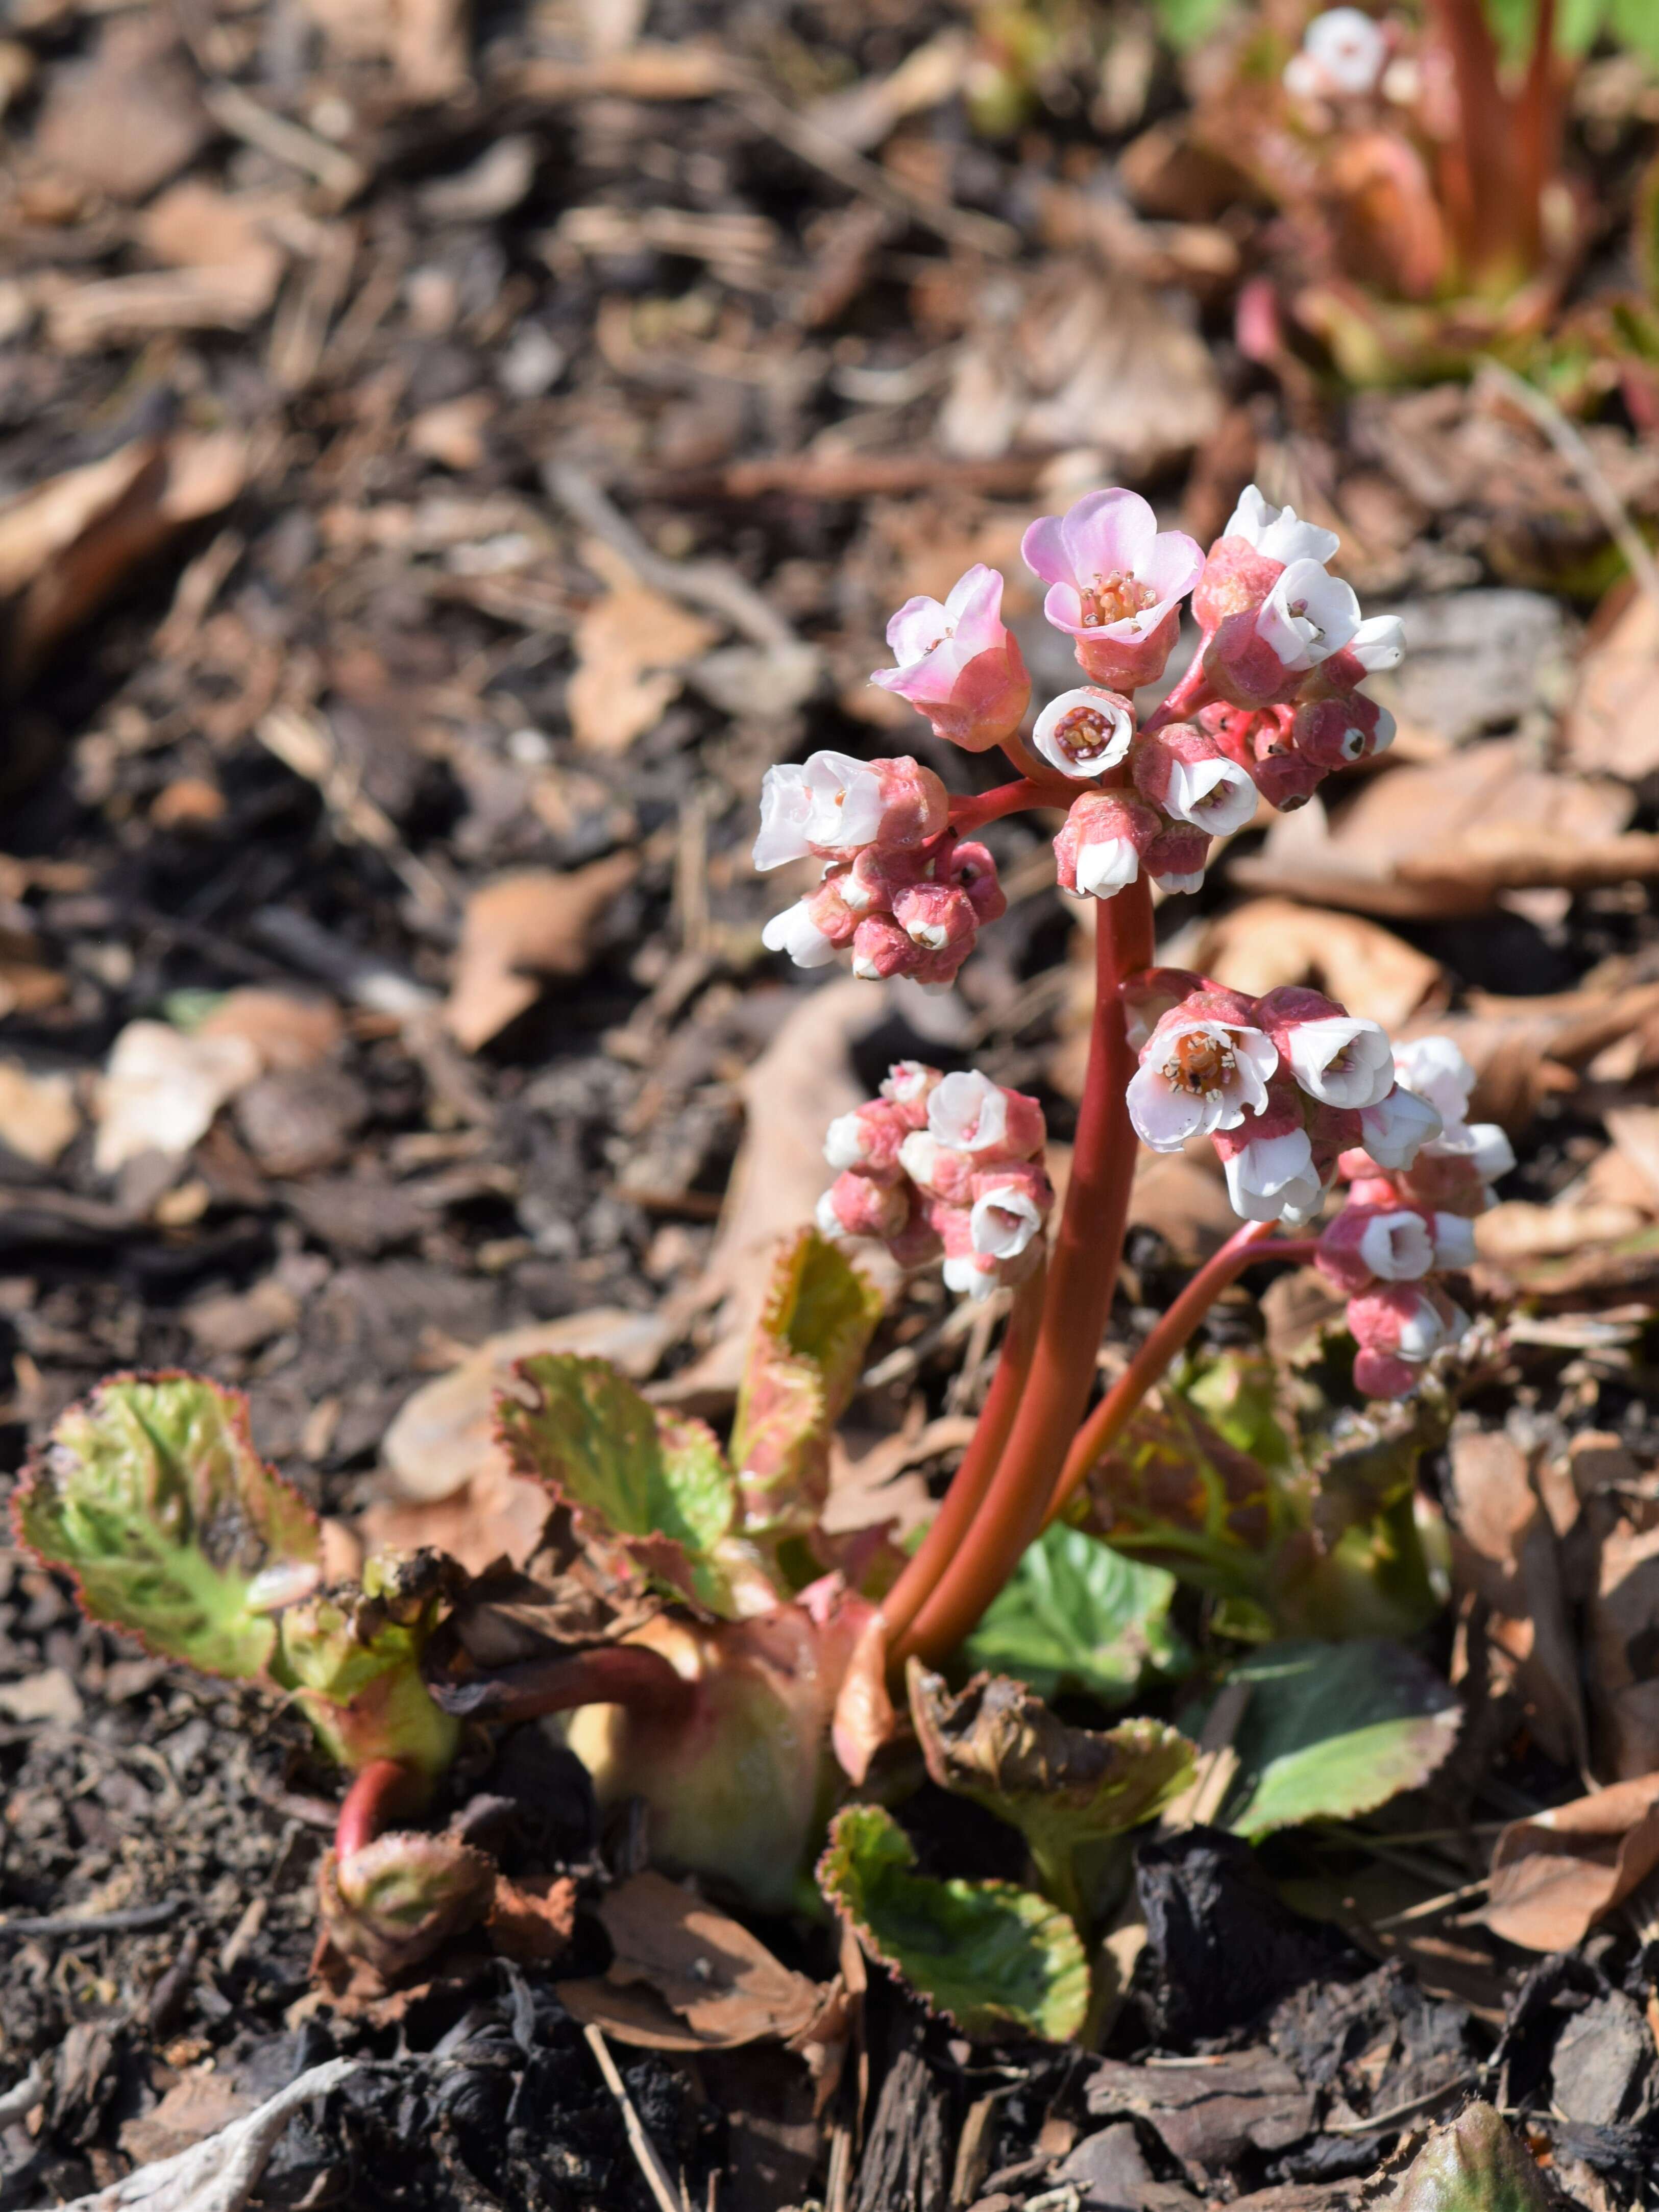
[254,709,452,919]
[1322,2072,1476,2136]
[1480,359,1659,618]
[543,462,802,651]
[583,2025,691,2212]
[0,1897,185,1940]
[1369,1876,1490,1932]
[200,82,367,205]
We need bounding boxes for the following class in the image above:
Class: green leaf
[729,1229,883,1542]
[1208,1640,1461,1840]
[278,1551,460,1777]
[817,1805,1088,2043]
[1609,0,1659,69]
[1082,1389,1288,1599]
[1180,1348,1292,1473]
[319,1830,495,1977]
[498,1355,774,1618]
[909,1664,1194,1925]
[1386,2100,1553,2211]
[964,1522,1190,1702]
[1152,0,1233,51]
[13,1372,321,1682]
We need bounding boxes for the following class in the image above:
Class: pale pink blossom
[817,1170,908,1242]
[870,566,1031,752]
[1142,821,1212,894]
[1358,1085,1442,1170]
[1054,792,1160,901]
[1316,1204,1434,1293]
[1285,9,1388,102]
[1222,485,1341,568]
[1022,490,1202,689]
[1133,725,1259,836]
[1031,687,1135,780]
[753,751,947,869]
[1127,1012,1278,1150]
[1255,560,1362,672]
[1290,693,1394,768]
[1257,987,1396,1109]
[762,900,839,969]
[1391,1037,1475,1129]
[928,1069,1045,1160]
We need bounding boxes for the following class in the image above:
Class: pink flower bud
[1192,488,1339,630]
[880,1061,942,1127]
[1249,749,1327,812]
[1203,606,1299,710]
[927,1068,1045,1161]
[1398,1149,1492,1217]
[817,1169,909,1241]
[1142,820,1212,893]
[1297,619,1407,699]
[969,1165,1052,1261]
[1200,701,1275,771]
[1032,687,1135,781]
[1315,1203,1435,1294]
[869,756,951,849]
[1054,792,1161,901]
[845,841,924,913]
[1346,1280,1451,1361]
[1290,692,1394,768]
[947,840,1007,923]
[893,881,978,961]
[1255,986,1396,1110]
[804,874,861,945]
[1021,489,1202,689]
[904,1135,977,1203]
[823,1099,911,1175]
[1358,1084,1443,1171]
[850,914,921,981]
[1133,724,1258,836]
[869,566,1032,752]
[1120,966,1208,1050]
[1353,1346,1420,1399]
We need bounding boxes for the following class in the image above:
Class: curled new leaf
[319,1830,495,1978]
[1383,2100,1552,2211]
[729,1229,884,1542]
[909,1663,1194,1925]
[817,1804,1088,2044]
[498,1354,775,1618]
[13,1372,321,1682]
[278,1550,461,1779]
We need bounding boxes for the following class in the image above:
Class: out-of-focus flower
[1284,8,1389,102]
[1032,686,1136,779]
[870,566,1032,752]
[1357,1084,1443,1169]
[1022,489,1202,690]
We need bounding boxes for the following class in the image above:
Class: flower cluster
[816,1064,1054,1301]
[755,750,1006,988]
[1315,1036,1514,1398]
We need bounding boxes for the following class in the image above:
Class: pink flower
[928,1069,1045,1161]
[823,1099,911,1175]
[1353,1347,1419,1399]
[762,899,840,968]
[948,840,1007,923]
[1032,687,1135,780]
[969,1161,1053,1262]
[1022,490,1202,690]
[893,881,978,961]
[1192,486,1337,631]
[881,1061,941,1126]
[1315,1203,1434,1294]
[1212,1086,1323,1222]
[1357,1085,1442,1170]
[1142,821,1212,894]
[1347,1281,1462,1362]
[1285,10,1389,102]
[1054,792,1161,901]
[1290,693,1395,768]
[1127,1008,1278,1150]
[870,566,1032,753]
[1132,725,1259,837]
[1256,560,1363,672]
[817,1169,908,1241]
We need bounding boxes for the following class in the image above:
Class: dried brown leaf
[486,1872,577,1965]
[1563,588,1659,782]
[1484,1773,1659,1951]
[32,16,208,202]
[0,1060,78,1168]
[1188,898,1445,1034]
[567,541,719,753]
[444,855,638,1050]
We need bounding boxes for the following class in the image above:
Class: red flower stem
[1514,0,1558,271]
[335,1758,427,1864]
[427,1645,696,1726]
[1425,0,1528,287]
[896,873,1155,1666]
[877,1259,1048,1648]
[1139,661,1219,739]
[1042,1221,1309,1529]
[949,775,1075,832]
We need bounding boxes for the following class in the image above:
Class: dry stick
[584,2024,692,2212]
[1044,1220,1295,1529]
[1481,359,1659,618]
[897,870,1156,1665]
[879,1261,1047,1647]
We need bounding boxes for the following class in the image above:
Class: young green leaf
[1205,1639,1461,1840]
[1384,2100,1552,2212]
[909,1664,1194,1925]
[964,1522,1190,1701]
[319,1830,495,1977]
[278,1551,462,1778]
[1084,1389,1288,1599]
[498,1355,775,1618]
[817,1804,1089,2043]
[13,1372,321,1682]
[729,1229,883,1541]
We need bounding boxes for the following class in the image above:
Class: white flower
[1224,1128,1320,1222]
[1359,1085,1442,1170]
[970,1184,1043,1260]
[1255,559,1362,670]
[1370,705,1397,752]
[762,901,837,968]
[815,1188,848,1238]
[1150,868,1205,893]
[1350,615,1406,671]
[943,1252,997,1299]
[823,1111,869,1170]
[929,1071,1008,1153]
[1076,838,1141,897]
[1032,687,1135,780]
[1424,1121,1516,1181]
[1283,1015,1396,1108]
[1164,755,1259,835]
[753,751,883,869]
[1395,1292,1450,1361]
[1127,1019,1278,1150]
[1224,484,1340,568]
[1291,8,1388,98]
[1432,1212,1478,1268]
[1357,1210,1434,1280]
[1391,1038,1475,1129]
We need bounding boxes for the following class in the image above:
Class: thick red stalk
[897,876,1155,1664]
[949,775,1074,833]
[429,1645,695,1725]
[1043,1220,1291,1528]
[335,1757,427,1863]
[1425,0,1532,290]
[877,1260,1047,1648]
[1514,0,1559,273]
